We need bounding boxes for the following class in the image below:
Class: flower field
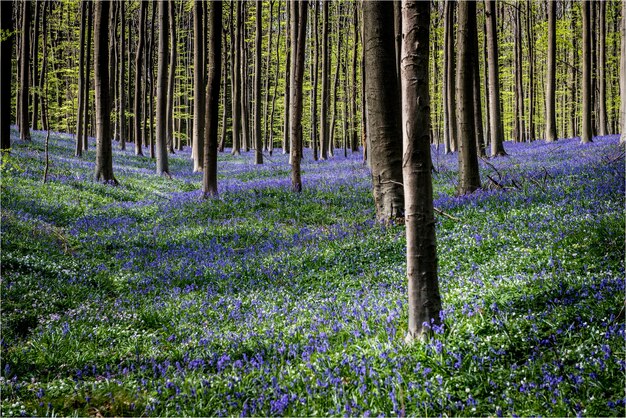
[1,129,624,417]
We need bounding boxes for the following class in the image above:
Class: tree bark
[485,0,506,156]
[31,0,40,131]
[443,0,456,153]
[19,0,31,141]
[193,0,205,170]
[156,0,170,174]
[513,3,525,142]
[620,0,626,144]
[167,0,176,154]
[401,0,442,343]
[319,1,330,160]
[597,0,607,136]
[134,1,147,156]
[545,0,557,142]
[581,0,592,143]
[363,1,404,222]
[456,0,481,194]
[203,1,222,197]
[290,0,307,192]
[75,0,87,157]
[0,0,13,151]
[94,0,117,184]
[525,0,535,141]
[311,0,319,160]
[283,2,291,155]
[254,1,263,164]
[231,0,241,155]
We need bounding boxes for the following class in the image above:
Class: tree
[203,1,222,197]
[525,0,535,141]
[319,1,329,160]
[231,0,241,155]
[513,2,525,142]
[443,0,457,154]
[167,0,176,154]
[620,0,625,145]
[597,0,607,137]
[1,0,13,151]
[94,0,117,184]
[456,0,481,195]
[156,0,171,175]
[254,1,263,164]
[401,0,442,343]
[31,0,40,131]
[134,0,147,156]
[19,0,31,141]
[485,0,506,156]
[75,0,87,157]
[193,0,205,171]
[545,0,557,142]
[581,0,592,144]
[363,1,404,222]
[289,0,308,192]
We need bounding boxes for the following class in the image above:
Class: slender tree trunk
[203,1,222,197]
[351,2,359,152]
[254,1,263,164]
[119,0,126,150]
[485,0,506,156]
[569,1,578,138]
[283,2,291,154]
[156,0,170,174]
[311,0,319,160]
[473,18,486,158]
[401,0,442,344]
[482,5,491,147]
[263,0,275,152]
[39,1,49,132]
[94,0,117,184]
[320,1,329,160]
[269,1,282,155]
[456,0,481,194]
[0,0,13,151]
[621,0,626,145]
[513,3,525,142]
[240,4,250,153]
[83,0,92,150]
[444,0,456,153]
[134,1,147,156]
[581,0,592,143]
[193,0,205,170]
[75,0,87,156]
[290,0,308,192]
[231,0,241,155]
[167,0,176,154]
[363,1,404,222]
[329,10,342,157]
[31,0,40,131]
[526,0,535,141]
[597,0,607,136]
[545,0,557,142]
[19,0,31,141]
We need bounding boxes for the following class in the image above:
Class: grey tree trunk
[203,1,222,197]
[75,0,87,157]
[1,0,13,151]
[443,0,456,153]
[134,1,146,156]
[363,1,404,222]
[526,0,535,141]
[232,0,241,155]
[290,0,308,192]
[401,0,442,344]
[193,0,205,171]
[254,1,263,164]
[319,1,329,160]
[119,0,126,150]
[94,0,117,184]
[156,0,170,175]
[31,0,40,131]
[545,0,557,142]
[620,0,625,144]
[456,0,481,194]
[581,0,593,143]
[167,0,176,154]
[19,0,31,141]
[485,0,506,156]
[597,0,607,136]
[513,3,525,142]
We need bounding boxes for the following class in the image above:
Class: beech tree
[581,0,592,144]
[363,0,404,222]
[156,0,170,175]
[545,0,557,142]
[1,0,13,151]
[621,0,626,145]
[19,0,31,141]
[93,0,117,184]
[192,0,205,171]
[134,0,147,156]
[485,0,506,156]
[401,0,442,343]
[254,1,263,164]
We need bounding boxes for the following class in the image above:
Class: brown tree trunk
[94,0,117,184]
[290,0,308,192]
[193,0,205,170]
[513,3,525,142]
[203,1,222,197]
[545,0,557,142]
[167,0,176,154]
[526,0,535,141]
[254,1,263,164]
[31,0,40,131]
[443,0,456,153]
[231,0,241,155]
[363,1,404,222]
[597,0,607,136]
[581,0,592,143]
[401,0,442,344]
[0,0,13,151]
[75,0,87,157]
[156,0,170,174]
[19,0,31,141]
[485,0,506,156]
[320,0,329,160]
[134,1,147,156]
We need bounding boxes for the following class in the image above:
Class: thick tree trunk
[401,0,442,344]
[254,1,263,164]
[19,0,31,141]
[193,0,205,170]
[456,0,481,194]
[363,1,404,222]
[581,0,592,143]
[290,0,308,192]
[545,0,557,142]
[156,0,170,174]
[134,1,146,156]
[94,0,117,184]
[0,0,13,151]
[485,0,506,156]
[263,0,275,152]
[320,1,329,160]
[203,1,222,197]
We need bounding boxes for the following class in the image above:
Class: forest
[1,0,625,416]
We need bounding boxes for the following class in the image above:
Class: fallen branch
[433,207,461,222]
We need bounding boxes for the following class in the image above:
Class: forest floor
[1,129,624,417]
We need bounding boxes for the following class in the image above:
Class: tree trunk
[75,0,87,156]
[545,0,557,142]
[581,0,592,143]
[311,0,319,160]
[401,0,442,344]
[485,0,506,156]
[254,1,263,164]
[19,0,31,141]
[283,2,291,154]
[621,0,626,144]
[329,10,342,157]
[513,3,525,142]
[167,0,176,154]
[31,0,40,131]
[290,0,308,192]
[156,0,170,174]
[526,0,535,141]
[231,0,241,155]
[597,0,607,136]
[443,0,456,153]
[363,1,404,222]
[94,0,117,184]
[320,1,329,160]
[472,13,486,158]
[82,0,92,150]
[269,1,282,155]
[0,0,13,151]
[263,0,275,152]
[350,2,359,153]
[456,0,481,194]
[134,1,147,156]
[203,1,222,197]
[119,0,126,150]
[193,0,205,170]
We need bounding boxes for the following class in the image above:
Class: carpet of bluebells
[1,127,624,417]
